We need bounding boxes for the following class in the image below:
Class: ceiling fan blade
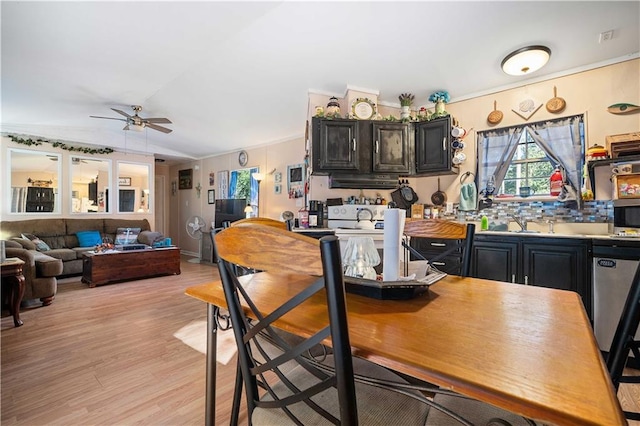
[90,115,127,122]
[143,117,172,124]
[111,108,133,118]
[146,123,173,134]
[123,124,130,131]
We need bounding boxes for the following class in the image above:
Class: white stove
[327,204,388,230]
[327,204,389,256]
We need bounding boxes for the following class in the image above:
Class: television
[214,198,247,228]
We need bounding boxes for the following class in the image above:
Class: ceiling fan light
[501,45,551,76]
[130,123,145,132]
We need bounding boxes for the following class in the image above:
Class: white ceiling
[2,1,639,163]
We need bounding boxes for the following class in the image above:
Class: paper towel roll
[383,208,405,281]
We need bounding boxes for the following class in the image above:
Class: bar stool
[607,261,640,421]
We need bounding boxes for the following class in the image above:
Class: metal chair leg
[230,358,243,426]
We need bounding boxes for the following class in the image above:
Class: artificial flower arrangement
[429,90,450,104]
[398,93,415,107]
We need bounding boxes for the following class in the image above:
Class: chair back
[214,225,358,424]
[607,261,640,420]
[230,217,291,231]
[403,219,475,277]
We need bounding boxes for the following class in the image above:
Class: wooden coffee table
[82,247,181,287]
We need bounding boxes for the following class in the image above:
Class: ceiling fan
[90,105,172,134]
[47,155,101,164]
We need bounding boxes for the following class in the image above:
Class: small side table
[1,258,26,327]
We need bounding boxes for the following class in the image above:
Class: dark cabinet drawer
[409,237,463,276]
[411,237,462,255]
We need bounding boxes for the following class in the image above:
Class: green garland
[8,135,114,155]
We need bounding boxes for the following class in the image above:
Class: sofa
[1,218,156,305]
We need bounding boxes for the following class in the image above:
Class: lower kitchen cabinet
[472,235,592,320]
[470,239,518,283]
[409,236,464,275]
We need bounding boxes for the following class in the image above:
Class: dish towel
[459,182,478,211]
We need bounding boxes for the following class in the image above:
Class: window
[477,114,585,203]
[230,169,251,200]
[229,167,259,215]
[499,131,555,196]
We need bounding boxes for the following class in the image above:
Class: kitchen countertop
[477,230,640,241]
[293,225,640,243]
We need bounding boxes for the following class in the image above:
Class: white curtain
[11,187,27,212]
[476,128,523,195]
[476,114,585,199]
[526,115,584,192]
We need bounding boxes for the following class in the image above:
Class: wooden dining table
[185,272,626,426]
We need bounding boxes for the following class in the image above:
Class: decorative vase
[400,105,411,120]
[435,100,446,115]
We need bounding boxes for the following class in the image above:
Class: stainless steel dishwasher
[593,239,640,354]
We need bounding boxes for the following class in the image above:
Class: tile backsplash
[462,200,612,224]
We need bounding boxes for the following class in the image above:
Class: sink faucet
[547,220,555,234]
[510,214,527,231]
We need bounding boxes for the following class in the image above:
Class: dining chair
[403,219,476,277]
[230,217,292,231]
[607,261,640,421]
[215,225,431,424]
[218,216,295,424]
[215,224,536,425]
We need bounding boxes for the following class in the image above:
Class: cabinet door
[41,188,54,202]
[88,182,98,203]
[522,240,590,303]
[471,239,519,283]
[372,122,411,174]
[26,187,39,202]
[522,240,591,320]
[415,116,453,174]
[313,119,359,172]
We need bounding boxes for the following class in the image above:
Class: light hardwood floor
[1,258,248,425]
[2,257,638,425]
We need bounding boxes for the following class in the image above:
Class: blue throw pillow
[76,230,102,247]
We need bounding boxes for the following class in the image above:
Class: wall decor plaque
[179,169,193,190]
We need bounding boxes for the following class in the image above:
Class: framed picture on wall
[287,163,305,199]
[208,189,215,204]
[179,169,193,190]
[217,170,229,199]
[118,177,131,186]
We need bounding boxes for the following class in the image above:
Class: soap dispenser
[481,214,489,231]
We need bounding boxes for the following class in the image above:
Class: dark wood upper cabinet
[414,116,457,175]
[372,122,411,174]
[312,116,457,183]
[312,119,360,173]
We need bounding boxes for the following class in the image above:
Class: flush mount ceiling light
[501,45,551,76]
[129,123,145,132]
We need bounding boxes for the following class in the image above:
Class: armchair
[4,240,63,306]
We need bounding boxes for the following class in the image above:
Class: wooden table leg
[7,274,25,327]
